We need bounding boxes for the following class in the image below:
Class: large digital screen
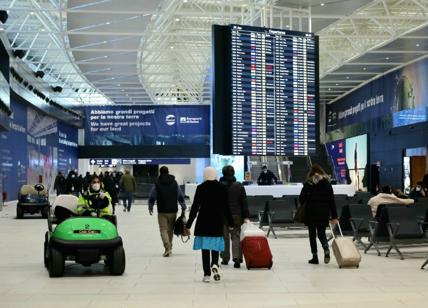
[327,134,368,191]
[210,154,244,182]
[213,24,319,156]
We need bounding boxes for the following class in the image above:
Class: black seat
[266,199,296,239]
[247,195,273,226]
[348,204,372,249]
[328,195,350,241]
[385,206,425,260]
[414,201,428,220]
[365,206,391,256]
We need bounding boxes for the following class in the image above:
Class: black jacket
[299,174,338,226]
[221,176,249,220]
[103,175,118,204]
[148,174,185,213]
[257,170,277,185]
[186,180,234,237]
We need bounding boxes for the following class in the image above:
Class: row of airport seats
[247,193,428,267]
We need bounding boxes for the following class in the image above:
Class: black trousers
[202,250,219,276]
[308,224,328,254]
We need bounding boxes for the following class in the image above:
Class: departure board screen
[213,24,319,156]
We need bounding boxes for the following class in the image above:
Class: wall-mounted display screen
[327,133,368,191]
[210,154,244,182]
[213,24,319,156]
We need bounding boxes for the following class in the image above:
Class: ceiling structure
[0,0,427,107]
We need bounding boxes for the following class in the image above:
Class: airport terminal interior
[2,0,428,307]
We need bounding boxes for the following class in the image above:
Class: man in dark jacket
[257,166,278,185]
[65,170,79,196]
[148,166,186,257]
[103,171,118,214]
[220,165,250,268]
[54,172,66,195]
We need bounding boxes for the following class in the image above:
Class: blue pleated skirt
[193,236,225,252]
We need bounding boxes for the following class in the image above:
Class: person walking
[119,169,136,212]
[185,167,234,283]
[220,165,250,268]
[65,170,79,196]
[103,171,118,214]
[299,164,338,265]
[54,171,66,196]
[148,166,187,257]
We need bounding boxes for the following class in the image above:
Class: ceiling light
[41,28,45,32]
[336,83,339,86]
[0,27,4,31]
[175,18,180,22]
[346,76,350,79]
[183,0,188,2]
[111,77,115,80]
[170,46,174,49]
[30,11,35,15]
[105,22,111,25]
[416,43,420,47]
[363,67,367,70]
[104,55,108,58]
[320,3,325,6]
[103,41,107,44]
[328,88,331,91]
[385,57,390,60]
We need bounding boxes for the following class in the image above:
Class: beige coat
[368,193,414,217]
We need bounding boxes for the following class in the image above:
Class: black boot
[308,254,319,264]
[233,258,240,268]
[324,248,330,264]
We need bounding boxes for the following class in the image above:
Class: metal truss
[0,0,110,105]
[319,0,428,78]
[138,0,311,104]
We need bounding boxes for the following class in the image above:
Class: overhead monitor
[213,24,319,156]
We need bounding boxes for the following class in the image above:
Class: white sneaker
[202,276,210,283]
[211,264,221,281]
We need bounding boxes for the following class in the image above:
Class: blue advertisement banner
[89,158,191,166]
[327,58,428,132]
[84,105,210,146]
[0,96,78,198]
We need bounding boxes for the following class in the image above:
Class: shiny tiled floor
[1,199,428,308]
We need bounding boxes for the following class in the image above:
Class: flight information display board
[213,24,319,156]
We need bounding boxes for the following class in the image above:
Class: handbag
[294,202,306,223]
[173,213,190,243]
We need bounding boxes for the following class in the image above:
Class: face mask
[264,170,267,174]
[92,183,100,191]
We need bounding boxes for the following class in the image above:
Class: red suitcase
[241,236,273,270]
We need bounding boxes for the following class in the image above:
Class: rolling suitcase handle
[329,222,343,239]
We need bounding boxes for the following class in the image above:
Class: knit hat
[203,166,217,181]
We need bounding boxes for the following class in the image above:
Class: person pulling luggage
[299,164,338,265]
[220,165,250,268]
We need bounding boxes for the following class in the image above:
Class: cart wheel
[109,246,126,275]
[16,207,24,219]
[44,232,49,268]
[339,266,342,269]
[41,207,49,219]
[48,247,64,277]
[356,265,359,269]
